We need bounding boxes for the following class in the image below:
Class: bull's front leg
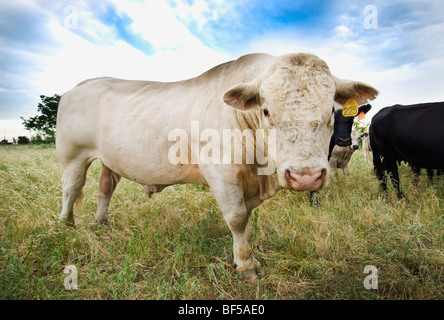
[204,174,260,283]
[224,204,260,283]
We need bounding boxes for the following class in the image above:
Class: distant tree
[21,94,60,142]
[0,137,12,145]
[31,134,44,144]
[353,120,370,134]
[17,136,30,145]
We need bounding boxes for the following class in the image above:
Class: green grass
[0,145,443,299]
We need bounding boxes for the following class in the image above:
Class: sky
[1,0,444,140]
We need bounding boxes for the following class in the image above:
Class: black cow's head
[328,104,372,158]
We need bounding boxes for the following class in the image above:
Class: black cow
[309,104,372,206]
[328,104,372,157]
[370,102,444,198]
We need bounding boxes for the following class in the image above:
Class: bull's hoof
[240,269,258,284]
[60,217,75,227]
[237,258,261,284]
[96,218,110,226]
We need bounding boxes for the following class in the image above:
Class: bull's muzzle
[285,168,327,191]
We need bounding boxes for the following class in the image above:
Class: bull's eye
[263,108,274,125]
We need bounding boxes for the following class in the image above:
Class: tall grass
[0,145,443,299]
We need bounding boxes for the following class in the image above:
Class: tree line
[11,94,60,145]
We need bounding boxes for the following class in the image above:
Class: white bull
[56,53,378,282]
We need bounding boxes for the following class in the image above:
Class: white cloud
[2,0,444,139]
[35,0,229,96]
[174,0,211,28]
[335,25,354,38]
[171,0,227,29]
[0,0,230,138]
[240,26,444,121]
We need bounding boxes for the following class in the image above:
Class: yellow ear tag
[342,98,359,117]
[357,111,366,120]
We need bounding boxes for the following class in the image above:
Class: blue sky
[1,0,444,139]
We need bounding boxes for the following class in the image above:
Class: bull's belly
[99,149,206,186]
[96,127,207,186]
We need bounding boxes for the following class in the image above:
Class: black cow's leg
[309,191,320,207]
[378,159,388,192]
[384,158,404,199]
[411,166,420,186]
[393,168,405,199]
[426,169,434,181]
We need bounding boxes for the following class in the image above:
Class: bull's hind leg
[95,164,121,225]
[59,159,92,226]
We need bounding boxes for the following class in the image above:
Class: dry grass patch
[1,146,443,299]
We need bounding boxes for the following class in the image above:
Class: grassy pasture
[0,145,443,300]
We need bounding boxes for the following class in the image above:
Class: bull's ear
[334,77,379,105]
[223,83,261,111]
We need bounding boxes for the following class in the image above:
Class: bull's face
[223,53,378,192]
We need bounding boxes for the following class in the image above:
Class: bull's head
[223,53,378,192]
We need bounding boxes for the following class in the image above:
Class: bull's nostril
[317,168,327,184]
[285,168,326,191]
[321,168,327,176]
